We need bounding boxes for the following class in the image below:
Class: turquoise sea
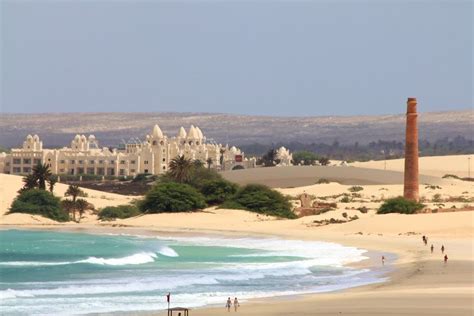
[0,230,385,315]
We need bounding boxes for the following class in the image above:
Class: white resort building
[0,125,256,177]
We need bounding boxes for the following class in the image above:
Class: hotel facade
[0,124,256,177]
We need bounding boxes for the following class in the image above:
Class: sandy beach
[1,155,473,315]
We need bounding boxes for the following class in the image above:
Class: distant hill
[0,110,472,149]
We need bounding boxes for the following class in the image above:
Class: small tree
[65,185,82,202]
[292,151,319,165]
[61,199,77,221]
[318,157,330,166]
[75,198,89,222]
[32,163,52,190]
[20,174,38,193]
[206,158,213,170]
[260,148,277,167]
[48,175,58,193]
[168,156,193,183]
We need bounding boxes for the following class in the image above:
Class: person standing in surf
[226,297,232,312]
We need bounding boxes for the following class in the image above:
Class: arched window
[160,141,164,146]
[152,141,157,145]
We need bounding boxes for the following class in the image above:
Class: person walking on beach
[431,244,434,253]
[422,235,426,244]
[382,255,385,265]
[226,297,232,312]
[441,245,445,254]
[234,297,240,312]
[444,254,448,263]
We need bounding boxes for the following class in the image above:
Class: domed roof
[177,126,187,138]
[26,134,33,141]
[81,135,87,141]
[152,124,163,138]
[88,135,96,140]
[74,134,80,140]
[187,125,198,139]
[195,126,204,139]
[33,134,39,141]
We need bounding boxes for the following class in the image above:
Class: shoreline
[0,224,414,315]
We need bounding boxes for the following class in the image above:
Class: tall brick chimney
[403,97,419,201]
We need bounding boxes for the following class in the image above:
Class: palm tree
[61,199,76,221]
[48,175,58,193]
[21,174,38,192]
[32,163,52,190]
[168,155,192,183]
[206,158,213,170]
[193,159,204,169]
[65,184,82,202]
[75,199,89,222]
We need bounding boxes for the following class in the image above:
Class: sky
[0,0,472,116]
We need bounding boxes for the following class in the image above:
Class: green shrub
[10,189,69,222]
[98,205,141,220]
[293,151,319,165]
[186,167,223,190]
[221,184,296,219]
[139,182,206,213]
[348,186,364,192]
[316,178,330,184]
[357,206,369,213]
[200,179,239,205]
[377,197,425,214]
[432,193,442,202]
[340,196,351,203]
[442,174,460,179]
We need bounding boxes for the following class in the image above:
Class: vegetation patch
[10,189,69,222]
[377,197,425,214]
[199,179,239,205]
[98,205,141,221]
[222,184,296,219]
[348,186,364,192]
[139,182,206,213]
[315,178,330,184]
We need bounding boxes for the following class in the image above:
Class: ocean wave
[0,252,158,267]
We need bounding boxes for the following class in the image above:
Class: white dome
[187,125,198,139]
[88,135,96,140]
[177,126,187,138]
[33,134,39,141]
[26,134,33,141]
[74,134,80,141]
[195,126,204,139]
[152,124,163,138]
[81,135,87,141]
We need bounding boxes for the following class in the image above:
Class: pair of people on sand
[226,297,240,312]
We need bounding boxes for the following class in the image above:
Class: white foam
[0,252,158,267]
[157,246,179,257]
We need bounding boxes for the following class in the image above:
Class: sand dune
[0,173,138,225]
[350,154,473,178]
[222,165,443,188]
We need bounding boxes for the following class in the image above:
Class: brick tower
[403,97,419,201]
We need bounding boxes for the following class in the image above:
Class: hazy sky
[1,0,472,116]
